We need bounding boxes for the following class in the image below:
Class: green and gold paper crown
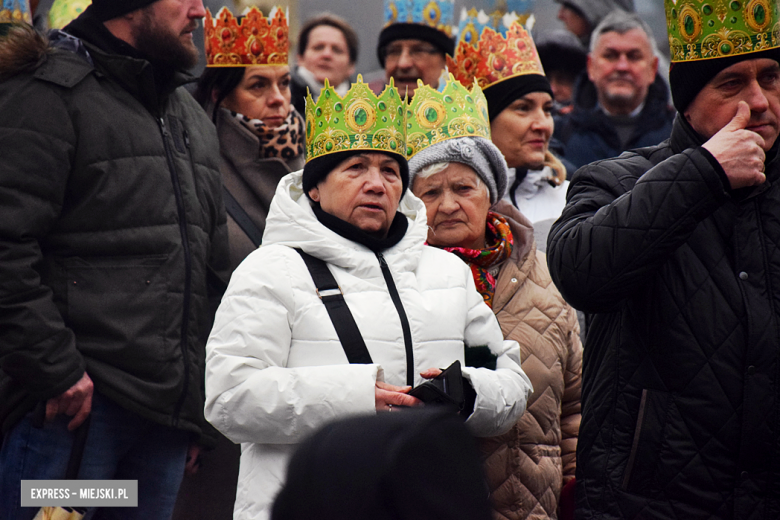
[666,0,780,62]
[0,0,32,25]
[305,75,407,161]
[406,74,491,158]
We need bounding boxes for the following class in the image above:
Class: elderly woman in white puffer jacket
[204,83,531,520]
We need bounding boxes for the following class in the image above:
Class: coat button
[739,271,748,280]
[748,365,756,375]
[511,278,518,283]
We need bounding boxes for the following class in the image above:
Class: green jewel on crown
[406,74,491,159]
[666,0,780,62]
[305,75,407,161]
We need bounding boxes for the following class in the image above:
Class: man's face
[685,58,780,151]
[587,28,658,114]
[383,39,446,97]
[132,0,206,70]
[298,25,355,87]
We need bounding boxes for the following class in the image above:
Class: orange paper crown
[204,6,288,67]
[447,11,544,90]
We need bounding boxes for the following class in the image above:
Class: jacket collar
[63,6,193,114]
[490,201,536,313]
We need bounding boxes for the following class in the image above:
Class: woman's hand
[420,368,442,379]
[375,381,422,411]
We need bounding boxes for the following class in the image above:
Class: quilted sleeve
[204,247,379,445]
[547,147,730,312]
[559,304,582,482]
[0,73,85,401]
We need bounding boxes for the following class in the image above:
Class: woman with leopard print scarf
[194,64,306,272]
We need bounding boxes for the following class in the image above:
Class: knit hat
[91,0,159,21]
[303,150,410,198]
[483,74,553,121]
[408,136,508,205]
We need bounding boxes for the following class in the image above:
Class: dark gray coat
[0,22,229,440]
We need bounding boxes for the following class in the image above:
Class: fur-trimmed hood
[0,23,50,79]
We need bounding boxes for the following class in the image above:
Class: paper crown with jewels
[204,6,288,67]
[447,8,544,90]
[666,0,780,62]
[0,0,32,25]
[406,74,491,158]
[491,0,536,16]
[305,76,407,161]
[384,0,455,36]
[48,0,91,30]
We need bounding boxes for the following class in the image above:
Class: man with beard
[0,0,228,518]
[554,10,674,169]
[547,0,780,516]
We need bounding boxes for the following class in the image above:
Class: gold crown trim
[204,6,289,67]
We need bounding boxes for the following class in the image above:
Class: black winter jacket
[554,75,675,169]
[0,18,229,439]
[547,115,780,519]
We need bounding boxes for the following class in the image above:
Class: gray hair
[589,10,659,57]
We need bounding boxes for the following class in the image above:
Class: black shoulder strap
[294,249,373,364]
[223,187,264,247]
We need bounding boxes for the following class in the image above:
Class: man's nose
[190,0,207,18]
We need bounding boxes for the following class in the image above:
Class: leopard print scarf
[232,108,305,161]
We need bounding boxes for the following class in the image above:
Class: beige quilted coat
[480,202,583,520]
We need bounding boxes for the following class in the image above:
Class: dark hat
[670,47,780,113]
[376,23,454,67]
[91,0,159,21]
[303,150,410,199]
[271,409,492,520]
[484,74,553,121]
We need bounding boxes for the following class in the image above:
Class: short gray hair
[589,10,659,57]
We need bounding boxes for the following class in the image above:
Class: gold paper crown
[447,9,544,90]
[406,74,491,158]
[0,0,32,25]
[384,0,455,37]
[305,75,407,161]
[666,0,780,62]
[204,6,288,67]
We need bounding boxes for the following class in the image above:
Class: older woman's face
[490,91,554,170]
[412,162,491,249]
[309,153,404,237]
[220,65,292,127]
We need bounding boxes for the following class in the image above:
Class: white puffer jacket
[205,170,532,520]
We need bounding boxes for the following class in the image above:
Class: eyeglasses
[383,44,441,61]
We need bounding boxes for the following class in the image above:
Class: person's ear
[211,89,220,106]
[309,186,320,202]
[586,53,595,82]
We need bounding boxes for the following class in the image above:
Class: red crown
[204,6,288,67]
[447,22,544,89]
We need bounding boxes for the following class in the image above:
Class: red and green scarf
[443,212,514,308]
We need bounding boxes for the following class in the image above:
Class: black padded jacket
[547,114,780,519]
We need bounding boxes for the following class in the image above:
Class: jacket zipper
[158,116,192,423]
[376,252,414,386]
[183,130,200,195]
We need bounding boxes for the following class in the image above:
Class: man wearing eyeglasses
[374,2,455,98]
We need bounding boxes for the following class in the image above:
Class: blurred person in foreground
[371,0,454,97]
[289,13,357,116]
[204,77,532,520]
[554,11,675,170]
[272,409,492,520]
[547,0,780,517]
[535,29,587,116]
[408,75,583,520]
[0,0,228,518]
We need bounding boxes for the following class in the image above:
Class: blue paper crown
[455,7,533,46]
[0,0,31,24]
[384,0,455,35]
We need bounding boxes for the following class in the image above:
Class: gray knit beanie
[408,137,508,205]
